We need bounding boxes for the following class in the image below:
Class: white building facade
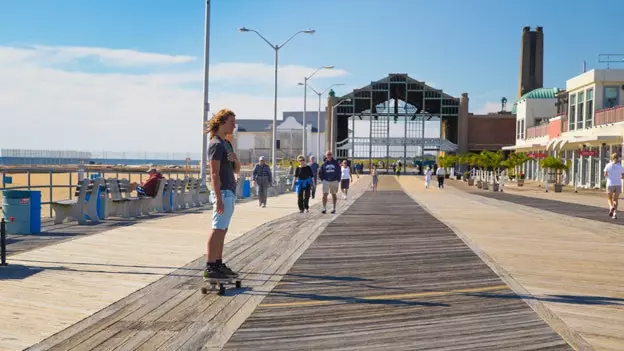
[504,69,624,188]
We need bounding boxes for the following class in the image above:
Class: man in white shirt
[436,165,446,189]
[604,152,624,219]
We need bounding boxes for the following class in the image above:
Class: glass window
[570,93,577,105]
[569,105,576,130]
[586,88,593,101]
[577,101,584,129]
[604,87,618,108]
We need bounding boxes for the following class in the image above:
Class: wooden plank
[27,179,369,350]
[222,177,573,350]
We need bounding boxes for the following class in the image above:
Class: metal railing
[0,166,293,218]
[526,124,548,139]
[0,167,201,218]
[595,105,624,126]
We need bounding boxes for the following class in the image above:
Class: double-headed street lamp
[299,82,344,161]
[239,27,315,179]
[302,66,334,157]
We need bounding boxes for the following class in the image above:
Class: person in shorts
[604,152,624,219]
[308,156,320,199]
[319,150,341,214]
[203,109,240,280]
[340,159,352,199]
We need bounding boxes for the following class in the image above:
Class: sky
[1,0,623,154]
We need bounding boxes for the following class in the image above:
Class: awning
[502,142,547,152]
[555,135,622,151]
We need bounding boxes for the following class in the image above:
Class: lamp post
[200,0,211,188]
[299,83,344,161]
[302,65,334,157]
[239,27,315,180]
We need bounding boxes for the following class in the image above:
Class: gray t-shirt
[209,136,236,193]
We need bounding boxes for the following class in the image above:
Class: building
[504,69,624,188]
[459,94,516,153]
[234,111,326,164]
[518,26,544,98]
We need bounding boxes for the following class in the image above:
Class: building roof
[282,111,326,132]
[512,87,559,114]
[235,119,273,132]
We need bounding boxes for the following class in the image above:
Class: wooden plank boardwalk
[447,180,622,226]
[223,178,572,350]
[25,180,370,351]
[25,176,572,350]
[6,208,206,257]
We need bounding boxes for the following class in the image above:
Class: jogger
[604,153,624,219]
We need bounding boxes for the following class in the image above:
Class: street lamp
[200,0,211,188]
[299,82,344,161]
[302,65,333,157]
[239,26,315,179]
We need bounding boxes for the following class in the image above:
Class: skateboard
[201,277,242,296]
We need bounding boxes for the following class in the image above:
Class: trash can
[1,190,41,234]
[242,180,251,198]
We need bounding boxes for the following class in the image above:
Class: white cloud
[0,45,349,154]
[27,45,196,66]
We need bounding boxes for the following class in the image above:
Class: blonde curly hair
[206,109,235,137]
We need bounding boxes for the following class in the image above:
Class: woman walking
[425,166,432,188]
[371,164,379,192]
[340,160,352,199]
[292,155,314,213]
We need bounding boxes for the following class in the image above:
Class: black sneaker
[219,263,239,278]
[203,265,228,280]
[331,209,336,214]
[322,208,326,214]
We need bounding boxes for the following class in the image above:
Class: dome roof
[511,87,559,114]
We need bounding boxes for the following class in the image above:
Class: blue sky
[1,0,623,152]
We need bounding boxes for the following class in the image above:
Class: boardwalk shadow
[0,264,44,280]
[240,271,373,282]
[466,292,624,306]
[254,290,449,307]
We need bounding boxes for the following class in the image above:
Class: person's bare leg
[332,193,337,209]
[614,193,619,211]
[607,192,614,211]
[207,229,227,263]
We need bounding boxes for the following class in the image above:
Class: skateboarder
[319,150,341,214]
[203,108,240,281]
[604,152,624,219]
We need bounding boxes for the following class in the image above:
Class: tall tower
[518,26,544,98]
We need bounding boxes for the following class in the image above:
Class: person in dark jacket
[308,155,320,199]
[292,155,314,213]
[318,150,341,214]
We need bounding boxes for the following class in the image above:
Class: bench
[52,178,106,224]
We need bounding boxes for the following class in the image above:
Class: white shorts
[322,180,339,194]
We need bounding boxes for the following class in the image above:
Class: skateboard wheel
[200,287,208,294]
[235,280,242,288]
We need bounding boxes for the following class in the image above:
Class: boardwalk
[447,180,621,226]
[24,176,574,350]
[224,183,571,350]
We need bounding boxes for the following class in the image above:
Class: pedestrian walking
[425,166,432,188]
[340,160,353,199]
[308,156,320,199]
[252,156,272,207]
[371,164,379,192]
[293,155,314,213]
[604,153,624,219]
[319,150,341,214]
[436,165,446,189]
[203,109,240,281]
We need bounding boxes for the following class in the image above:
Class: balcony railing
[526,124,548,139]
[595,105,624,126]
